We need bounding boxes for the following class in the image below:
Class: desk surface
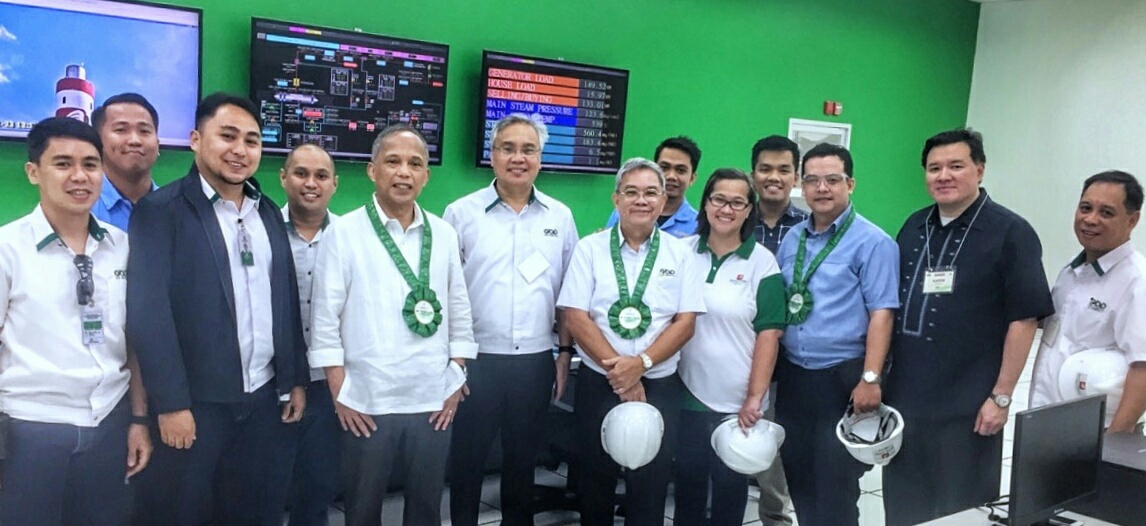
[921,508,1118,525]
[1103,431,1146,470]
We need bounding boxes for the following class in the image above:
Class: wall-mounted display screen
[0,0,201,147]
[476,51,629,174]
[250,18,450,163]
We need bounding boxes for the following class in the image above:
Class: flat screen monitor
[1008,394,1105,526]
[250,18,449,163]
[0,0,201,147]
[476,50,629,175]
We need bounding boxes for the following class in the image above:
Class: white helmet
[601,402,664,470]
[1058,348,1128,412]
[710,417,786,475]
[836,403,905,466]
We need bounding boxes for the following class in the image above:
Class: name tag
[81,305,104,345]
[922,266,956,294]
[518,250,550,284]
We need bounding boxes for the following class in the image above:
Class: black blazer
[127,167,308,414]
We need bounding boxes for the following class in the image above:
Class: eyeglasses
[617,188,664,201]
[74,254,93,306]
[493,144,540,157]
[802,174,850,187]
[706,195,752,212]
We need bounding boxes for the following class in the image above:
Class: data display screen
[476,51,629,174]
[250,18,449,162]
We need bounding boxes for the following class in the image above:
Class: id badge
[81,305,105,345]
[922,266,956,294]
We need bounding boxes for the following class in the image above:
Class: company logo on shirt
[543,228,559,237]
[659,268,676,277]
[1088,297,1107,312]
[114,269,127,279]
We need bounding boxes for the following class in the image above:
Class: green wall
[0,0,980,234]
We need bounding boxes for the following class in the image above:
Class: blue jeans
[0,398,130,526]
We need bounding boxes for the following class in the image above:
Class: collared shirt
[776,205,900,370]
[282,206,338,382]
[443,182,578,356]
[1029,242,1146,425]
[309,197,478,415]
[887,190,1054,417]
[91,177,158,233]
[606,200,699,238]
[201,176,275,393]
[754,202,809,255]
[557,227,707,378]
[0,206,129,426]
[678,235,786,413]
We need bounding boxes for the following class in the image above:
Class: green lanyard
[786,209,856,324]
[608,226,661,339]
[366,199,442,337]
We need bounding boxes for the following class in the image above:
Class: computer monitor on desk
[1008,394,1105,526]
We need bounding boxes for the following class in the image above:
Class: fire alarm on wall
[823,101,843,116]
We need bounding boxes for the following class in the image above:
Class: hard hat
[601,401,664,470]
[710,417,785,474]
[1058,348,1128,411]
[836,403,905,466]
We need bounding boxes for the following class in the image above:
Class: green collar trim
[35,216,108,252]
[484,182,542,213]
[697,234,755,283]
[1069,251,1105,276]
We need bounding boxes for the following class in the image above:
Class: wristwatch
[861,370,881,384]
[990,393,1012,408]
[639,352,653,370]
[557,345,576,355]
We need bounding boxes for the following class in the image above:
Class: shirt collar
[280,205,331,232]
[782,202,808,219]
[200,174,262,206]
[696,234,755,259]
[99,176,158,209]
[373,193,424,232]
[483,180,546,213]
[614,226,656,253]
[804,203,854,235]
[667,200,699,223]
[1068,241,1136,277]
[923,189,989,230]
[31,205,112,252]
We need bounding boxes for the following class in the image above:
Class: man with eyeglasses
[127,93,309,526]
[558,157,706,525]
[772,143,899,526]
[605,137,701,238]
[0,117,151,525]
[883,129,1053,526]
[444,114,579,525]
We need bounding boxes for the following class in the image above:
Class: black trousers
[774,358,870,526]
[575,367,682,526]
[448,351,555,526]
[882,414,1003,526]
[674,409,750,526]
[341,412,451,526]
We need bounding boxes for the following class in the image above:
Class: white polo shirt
[443,183,578,356]
[309,197,478,415]
[282,206,339,382]
[202,176,275,393]
[678,235,787,414]
[1030,242,1146,424]
[557,227,706,379]
[0,206,130,426]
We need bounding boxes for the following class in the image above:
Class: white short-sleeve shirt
[557,227,706,378]
[1030,242,1146,424]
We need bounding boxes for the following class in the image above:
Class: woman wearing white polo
[674,168,787,526]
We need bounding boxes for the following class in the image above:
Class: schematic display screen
[250,18,449,162]
[476,51,629,174]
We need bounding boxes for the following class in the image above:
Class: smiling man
[883,129,1053,526]
[605,137,701,237]
[127,93,309,526]
[90,93,161,232]
[751,135,808,256]
[1029,171,1146,433]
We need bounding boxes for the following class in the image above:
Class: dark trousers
[449,351,555,526]
[674,409,749,526]
[0,398,130,526]
[342,412,451,526]
[754,399,793,526]
[882,414,1003,526]
[131,382,296,526]
[575,367,682,526]
[774,358,870,526]
[285,380,342,526]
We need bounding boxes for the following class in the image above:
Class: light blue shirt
[91,177,158,233]
[605,200,699,238]
[775,205,899,369]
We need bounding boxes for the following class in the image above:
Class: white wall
[967,0,1146,279]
